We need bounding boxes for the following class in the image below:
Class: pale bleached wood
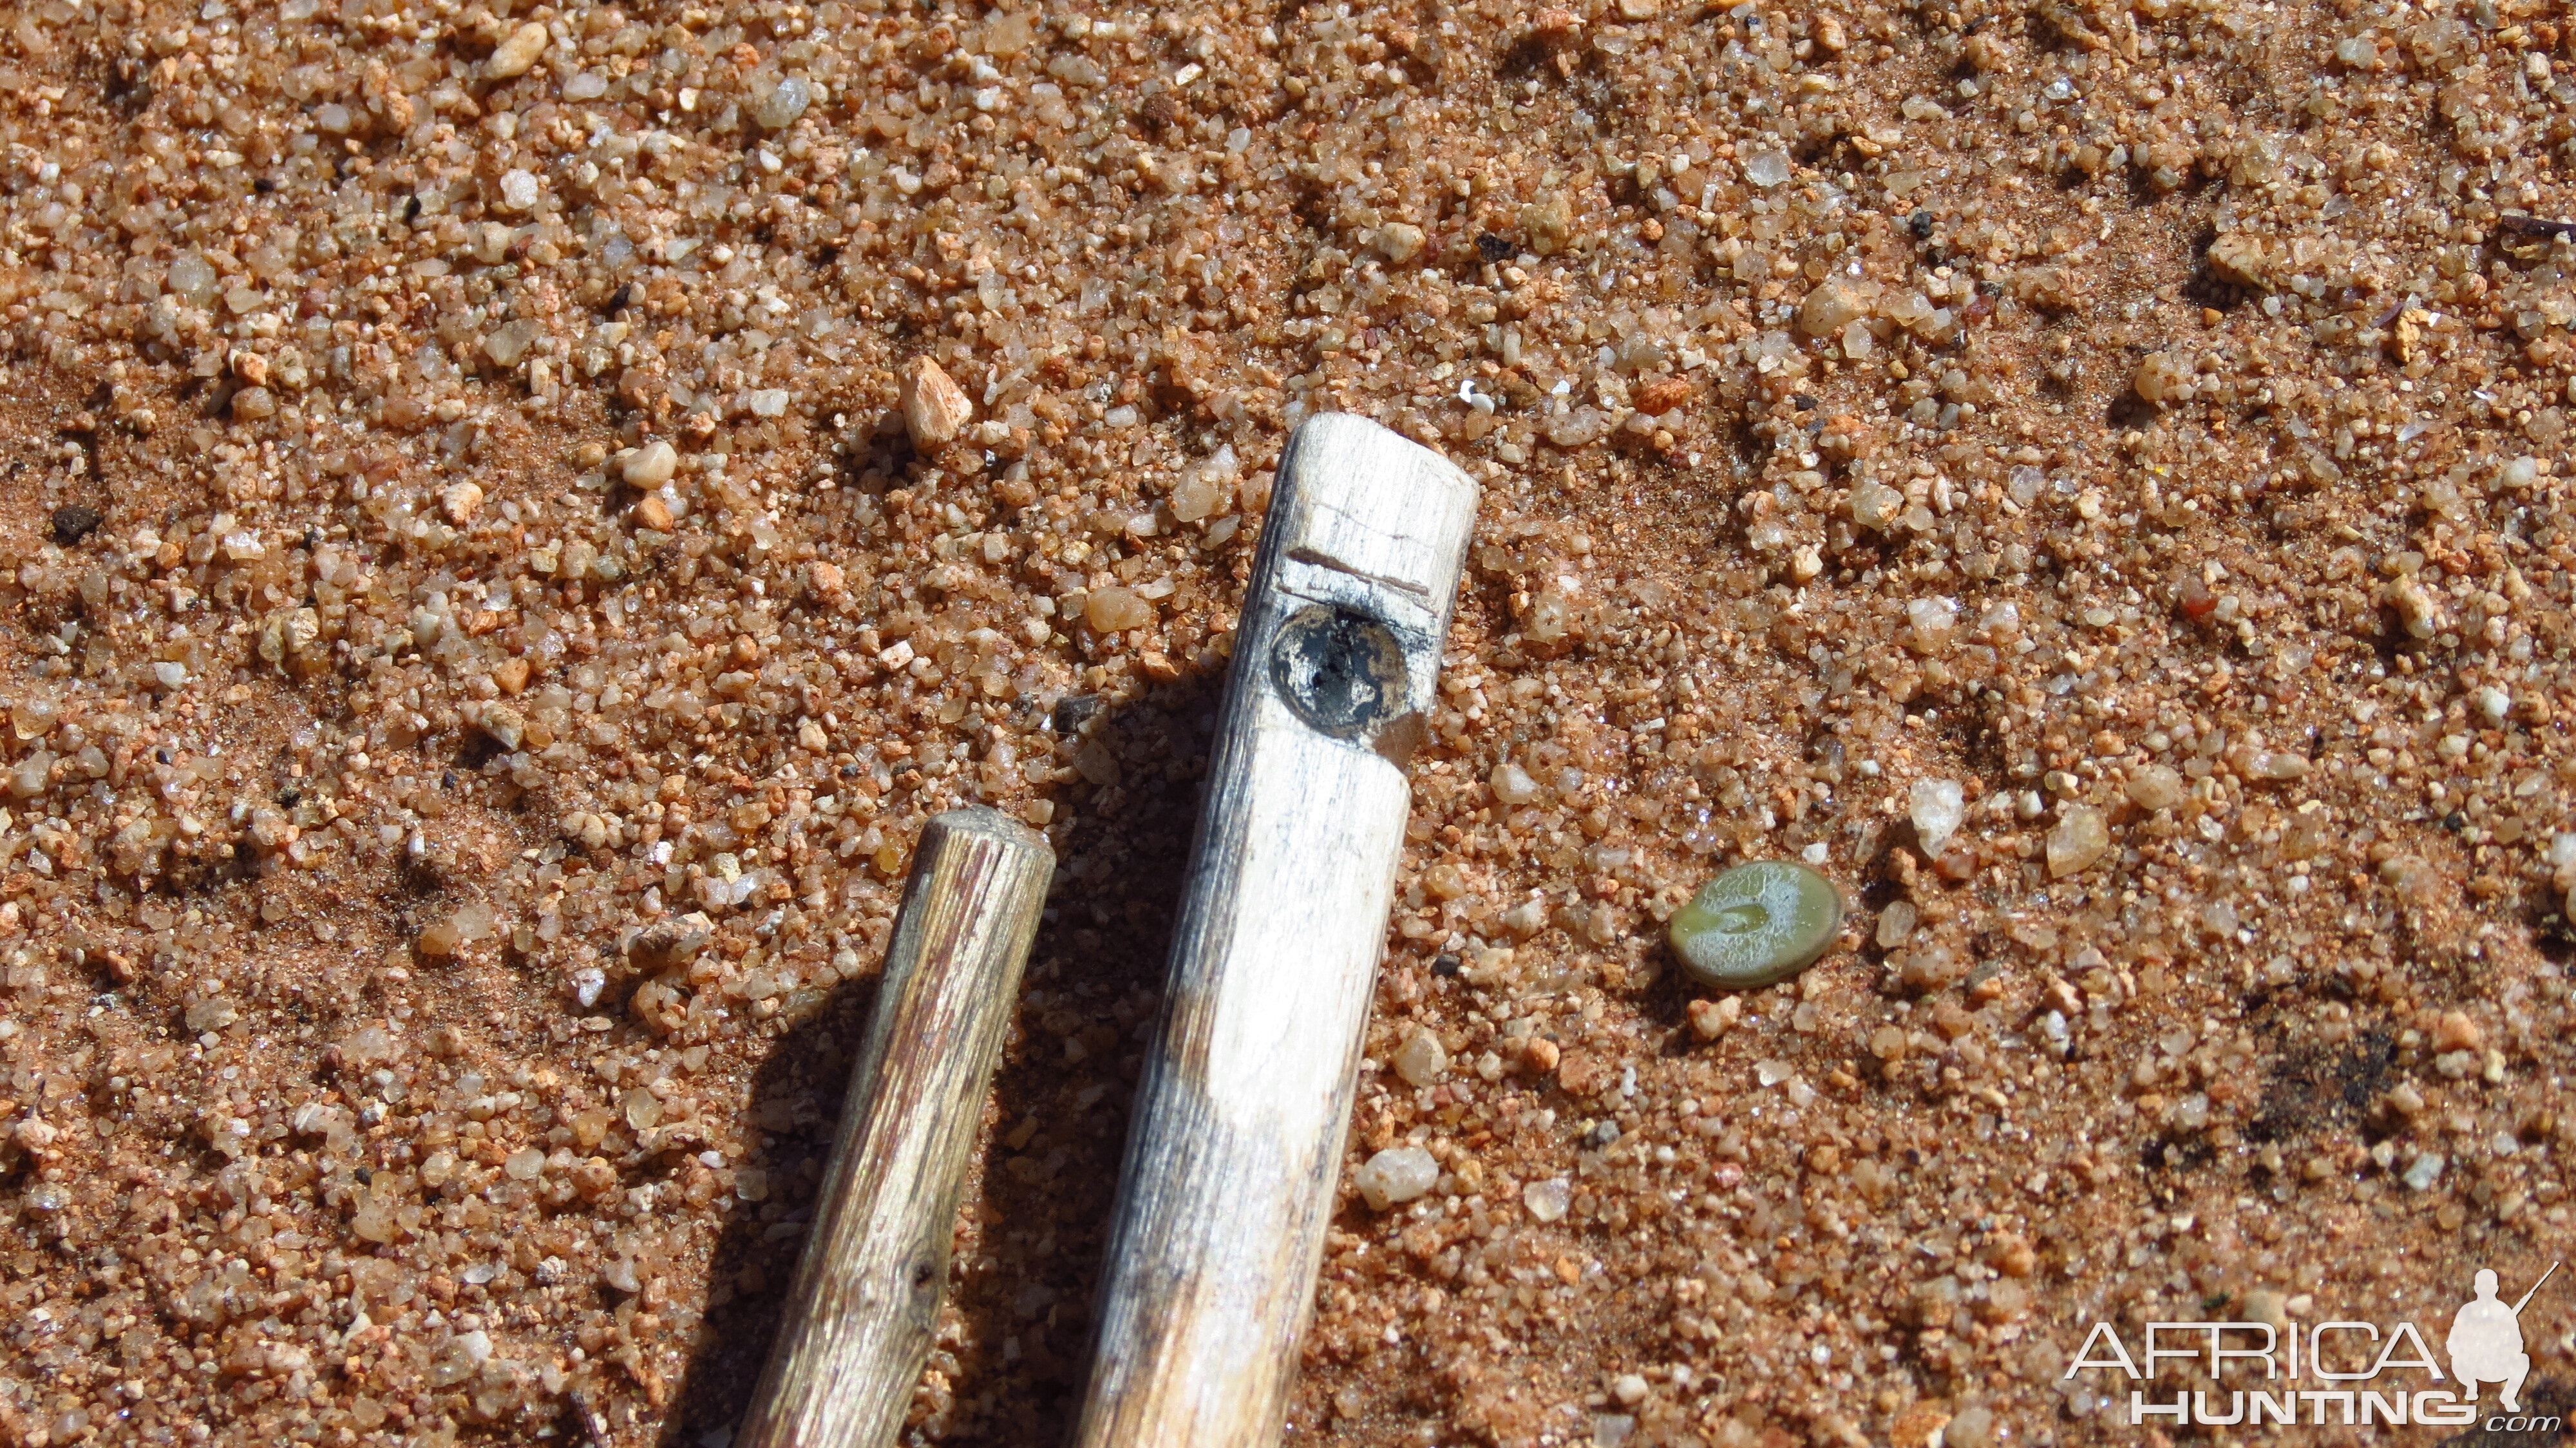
[1070,412,1478,1447]
[736,806,1052,1448]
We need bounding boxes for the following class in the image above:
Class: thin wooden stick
[1070,413,1479,1447]
[736,806,1053,1448]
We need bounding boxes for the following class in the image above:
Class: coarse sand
[1,0,2573,1443]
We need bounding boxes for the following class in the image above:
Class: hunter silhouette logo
[2450,1263,2556,1414]
[2063,1260,2564,1431]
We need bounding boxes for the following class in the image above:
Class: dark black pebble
[51,504,102,548]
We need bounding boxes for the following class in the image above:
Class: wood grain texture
[1070,412,1479,1447]
[735,806,1053,1448]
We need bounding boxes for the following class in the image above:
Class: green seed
[1668,860,1844,990]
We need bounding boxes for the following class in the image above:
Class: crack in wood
[1283,543,1438,604]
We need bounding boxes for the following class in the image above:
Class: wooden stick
[1070,413,1479,1447]
[736,806,1053,1448]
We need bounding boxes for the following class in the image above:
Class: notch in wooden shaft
[736,806,1054,1448]
[1071,413,1479,1447]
